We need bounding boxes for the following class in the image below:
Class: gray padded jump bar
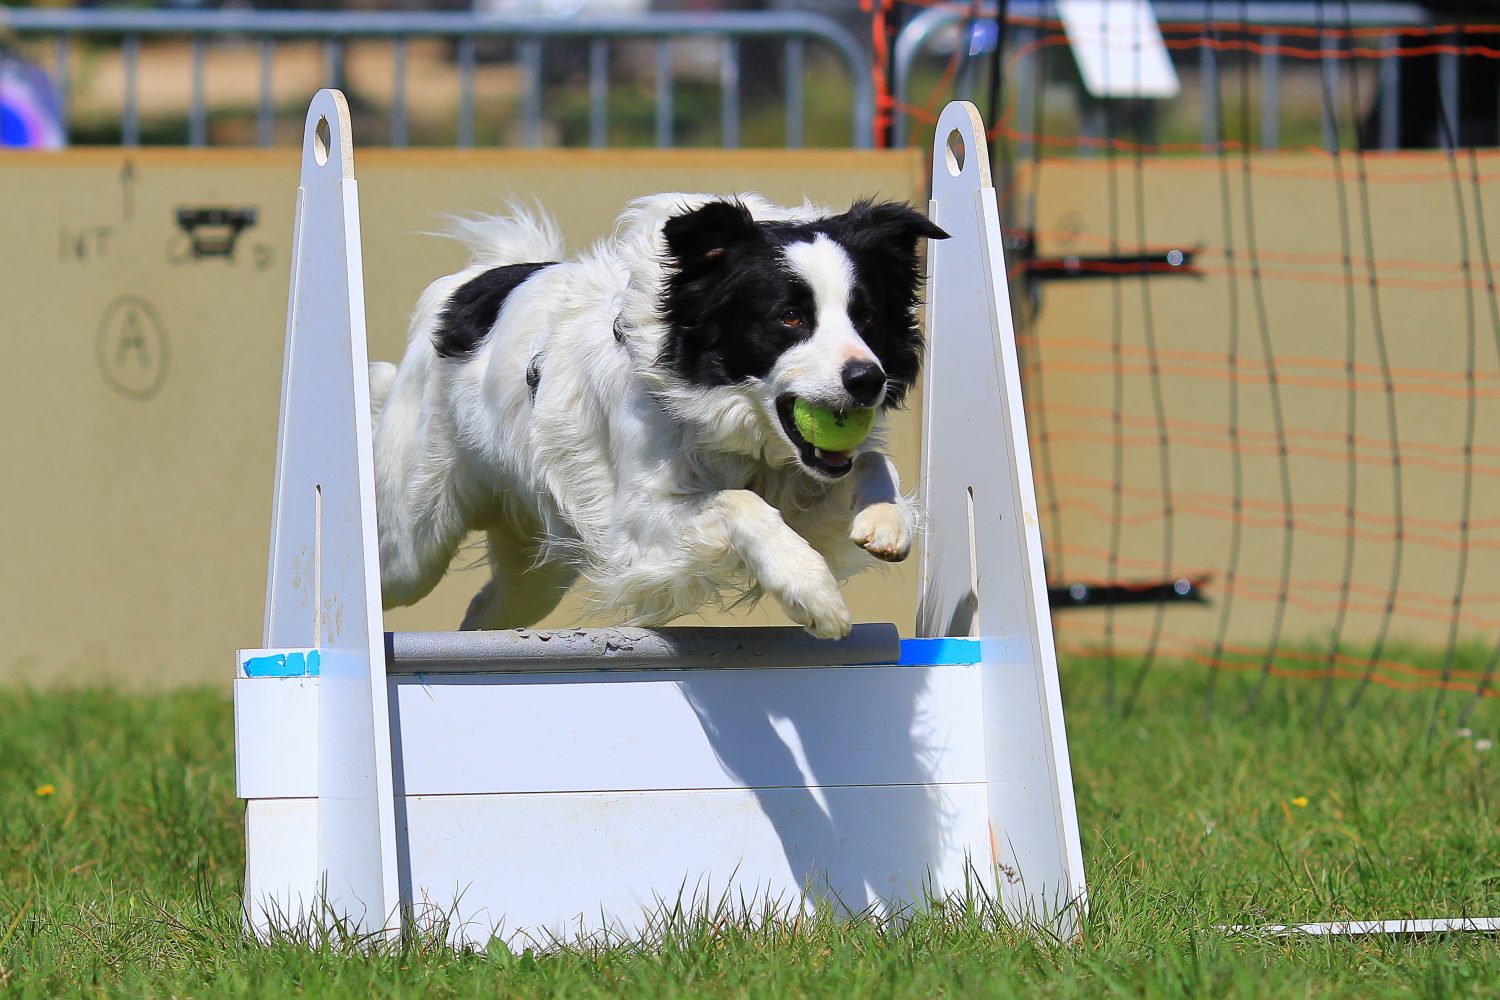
[384,623,901,674]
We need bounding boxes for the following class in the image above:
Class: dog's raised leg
[849,451,916,563]
[692,490,853,639]
[460,526,578,630]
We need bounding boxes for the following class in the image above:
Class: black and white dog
[370,194,948,638]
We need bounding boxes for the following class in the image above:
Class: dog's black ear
[843,199,950,247]
[663,199,760,267]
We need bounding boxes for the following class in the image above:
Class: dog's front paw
[783,587,854,640]
[851,502,913,562]
[768,568,852,639]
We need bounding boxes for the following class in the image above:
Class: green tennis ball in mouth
[792,399,876,452]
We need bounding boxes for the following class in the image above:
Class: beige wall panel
[1018,151,1500,658]
[0,148,923,687]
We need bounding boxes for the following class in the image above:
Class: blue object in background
[968,19,999,57]
[0,54,65,148]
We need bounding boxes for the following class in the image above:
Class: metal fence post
[589,37,608,148]
[1320,33,1341,153]
[784,37,804,148]
[391,36,408,147]
[122,34,139,147]
[1260,30,1280,150]
[457,35,476,148]
[189,36,207,147]
[52,34,70,145]
[1439,30,1459,147]
[258,38,275,148]
[520,37,543,148]
[1379,32,1400,149]
[721,37,740,149]
[1200,29,1220,151]
[655,37,673,148]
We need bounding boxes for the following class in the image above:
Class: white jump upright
[234,91,1086,949]
[917,101,1089,927]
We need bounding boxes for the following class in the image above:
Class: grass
[2,657,1498,997]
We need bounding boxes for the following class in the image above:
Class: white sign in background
[1057,0,1181,99]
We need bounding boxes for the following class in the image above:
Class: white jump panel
[389,663,986,795]
[244,799,320,932]
[241,782,993,950]
[237,660,990,798]
[403,783,993,949]
[234,677,318,800]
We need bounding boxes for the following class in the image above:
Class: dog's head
[653,197,949,481]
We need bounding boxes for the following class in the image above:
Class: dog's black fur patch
[434,262,555,359]
[657,199,947,408]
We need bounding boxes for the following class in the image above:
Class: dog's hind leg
[460,525,577,630]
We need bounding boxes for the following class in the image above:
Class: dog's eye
[852,307,875,329]
[780,308,805,329]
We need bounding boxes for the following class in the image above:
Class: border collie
[369,194,948,638]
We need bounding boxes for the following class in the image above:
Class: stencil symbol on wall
[96,295,169,401]
[175,206,258,259]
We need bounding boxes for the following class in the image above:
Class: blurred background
[5,0,1500,728]
[1,0,1487,152]
[0,0,875,149]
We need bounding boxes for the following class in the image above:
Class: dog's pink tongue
[815,447,853,468]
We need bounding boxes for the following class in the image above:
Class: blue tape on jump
[242,649,321,678]
[895,638,982,666]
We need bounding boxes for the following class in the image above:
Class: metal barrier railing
[0,8,873,149]
[4,3,1463,154]
[892,0,1434,152]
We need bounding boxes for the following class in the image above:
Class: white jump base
[236,91,1086,949]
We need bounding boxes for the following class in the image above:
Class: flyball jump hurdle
[235,90,1086,947]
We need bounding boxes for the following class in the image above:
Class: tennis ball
[792,399,876,452]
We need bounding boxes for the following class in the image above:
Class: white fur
[371,194,917,638]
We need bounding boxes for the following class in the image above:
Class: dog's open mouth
[775,395,856,478]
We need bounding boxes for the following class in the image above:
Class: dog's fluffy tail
[443,201,565,268]
[368,361,398,425]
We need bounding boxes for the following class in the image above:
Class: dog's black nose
[842,360,886,406]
